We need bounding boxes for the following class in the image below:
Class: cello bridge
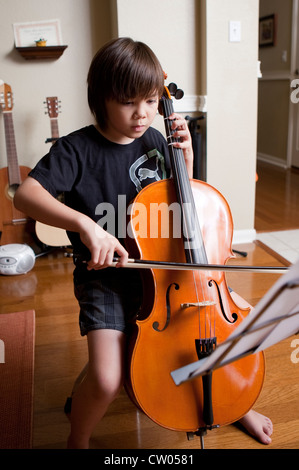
[180,301,216,309]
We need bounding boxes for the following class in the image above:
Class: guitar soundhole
[7,183,19,200]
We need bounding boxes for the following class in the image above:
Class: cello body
[125,177,265,432]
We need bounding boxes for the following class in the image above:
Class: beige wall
[0,0,260,241]
[115,0,201,95]
[114,0,260,239]
[258,80,290,160]
[113,0,202,137]
[206,0,259,237]
[0,0,112,170]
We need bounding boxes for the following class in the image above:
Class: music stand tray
[171,258,299,386]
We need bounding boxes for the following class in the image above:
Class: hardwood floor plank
[1,162,299,449]
[255,161,299,232]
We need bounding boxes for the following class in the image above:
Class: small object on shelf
[35,38,47,47]
[15,45,68,60]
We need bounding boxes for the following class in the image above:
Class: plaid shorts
[74,267,143,336]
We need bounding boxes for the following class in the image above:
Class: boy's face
[102,94,159,144]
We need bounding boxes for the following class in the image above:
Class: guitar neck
[3,112,21,185]
[50,117,59,141]
[45,97,60,144]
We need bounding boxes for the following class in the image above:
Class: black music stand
[170,257,299,446]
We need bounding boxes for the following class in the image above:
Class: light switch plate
[229,21,241,42]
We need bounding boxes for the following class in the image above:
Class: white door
[290,78,299,168]
[290,0,299,168]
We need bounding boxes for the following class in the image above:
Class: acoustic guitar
[0,81,35,245]
[35,97,70,247]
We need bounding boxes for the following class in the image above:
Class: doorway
[257,0,299,169]
[289,0,299,168]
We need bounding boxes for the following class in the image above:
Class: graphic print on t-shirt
[129,149,167,192]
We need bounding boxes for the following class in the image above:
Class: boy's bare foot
[239,410,273,444]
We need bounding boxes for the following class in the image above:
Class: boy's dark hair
[87,37,164,129]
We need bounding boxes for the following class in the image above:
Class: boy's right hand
[14,177,128,270]
[79,220,128,270]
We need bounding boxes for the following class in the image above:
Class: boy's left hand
[168,112,194,178]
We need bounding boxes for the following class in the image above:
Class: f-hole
[208,279,238,324]
[152,282,179,332]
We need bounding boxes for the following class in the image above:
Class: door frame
[287,0,299,167]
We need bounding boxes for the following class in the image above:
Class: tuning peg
[168,83,177,95]
[175,89,184,100]
[167,82,184,100]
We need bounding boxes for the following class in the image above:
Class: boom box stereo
[0,244,35,275]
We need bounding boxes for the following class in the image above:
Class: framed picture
[13,19,63,47]
[259,14,276,47]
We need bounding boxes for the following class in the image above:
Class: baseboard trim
[173,95,207,113]
[232,229,256,245]
[257,152,288,169]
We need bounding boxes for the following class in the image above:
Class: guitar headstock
[0,81,13,113]
[45,97,61,118]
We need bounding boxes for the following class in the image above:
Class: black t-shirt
[29,125,170,257]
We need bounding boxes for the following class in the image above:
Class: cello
[124,82,265,443]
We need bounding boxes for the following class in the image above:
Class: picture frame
[259,14,276,47]
[13,19,63,47]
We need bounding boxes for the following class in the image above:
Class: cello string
[173,118,217,342]
[174,148,213,341]
[164,99,206,309]
[163,98,210,341]
[171,142,208,338]
[166,98,217,344]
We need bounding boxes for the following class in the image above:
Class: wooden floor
[255,160,299,232]
[0,160,299,450]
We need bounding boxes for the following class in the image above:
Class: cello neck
[160,87,208,264]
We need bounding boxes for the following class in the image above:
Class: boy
[14,37,272,448]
